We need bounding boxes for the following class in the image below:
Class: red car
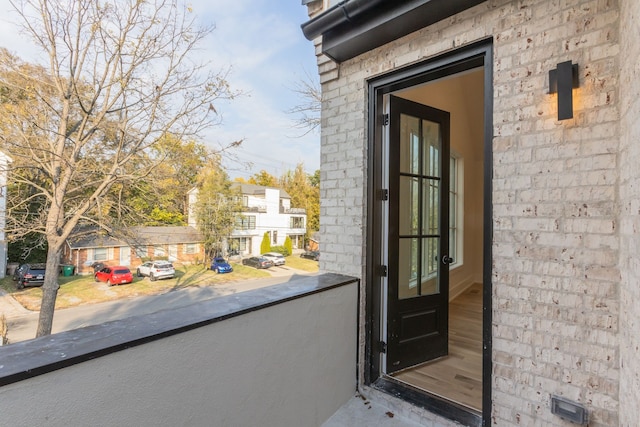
[94,266,133,286]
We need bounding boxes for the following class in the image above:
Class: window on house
[449,154,463,267]
[168,244,178,260]
[153,246,165,258]
[272,231,278,245]
[289,234,304,249]
[228,237,248,254]
[93,247,108,261]
[119,246,131,264]
[416,153,462,287]
[235,215,256,230]
[290,217,305,229]
[184,243,199,254]
[134,246,147,258]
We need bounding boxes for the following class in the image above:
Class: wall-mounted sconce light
[549,60,579,120]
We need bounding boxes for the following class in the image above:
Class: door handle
[442,255,454,265]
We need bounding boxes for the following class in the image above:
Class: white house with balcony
[187,183,307,256]
[0,151,12,279]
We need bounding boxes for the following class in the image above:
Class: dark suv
[13,263,47,289]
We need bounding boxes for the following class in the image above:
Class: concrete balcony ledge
[0,273,359,427]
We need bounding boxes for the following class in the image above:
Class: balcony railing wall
[0,274,358,427]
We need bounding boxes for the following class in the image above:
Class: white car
[136,261,175,281]
[261,252,286,266]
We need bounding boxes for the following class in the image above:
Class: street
[4,265,316,344]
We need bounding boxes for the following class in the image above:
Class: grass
[1,256,319,311]
[284,254,319,272]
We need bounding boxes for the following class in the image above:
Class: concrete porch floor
[322,394,426,427]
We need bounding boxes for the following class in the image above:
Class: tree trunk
[35,248,62,337]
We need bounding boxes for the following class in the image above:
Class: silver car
[136,261,175,281]
[261,252,286,266]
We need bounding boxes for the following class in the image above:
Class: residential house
[188,183,307,255]
[0,151,10,279]
[63,226,205,275]
[2,2,639,427]
[299,0,639,425]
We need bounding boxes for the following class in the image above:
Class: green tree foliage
[128,137,209,225]
[7,232,47,263]
[194,158,242,263]
[279,163,320,237]
[260,232,271,254]
[309,169,320,188]
[270,245,288,256]
[0,1,238,337]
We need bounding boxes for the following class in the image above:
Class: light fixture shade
[549,61,579,120]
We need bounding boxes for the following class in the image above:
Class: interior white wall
[0,284,358,427]
[398,69,485,299]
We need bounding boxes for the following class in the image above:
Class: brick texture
[306,0,636,425]
[618,0,640,426]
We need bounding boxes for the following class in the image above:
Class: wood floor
[393,283,483,411]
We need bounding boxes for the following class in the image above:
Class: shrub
[284,236,293,256]
[260,232,271,254]
[270,245,290,256]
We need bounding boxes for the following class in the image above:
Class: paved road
[3,265,315,344]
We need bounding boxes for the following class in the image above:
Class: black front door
[386,95,451,374]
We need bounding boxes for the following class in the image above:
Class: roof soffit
[301,0,487,62]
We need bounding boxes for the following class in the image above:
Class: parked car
[136,260,175,281]
[241,256,274,269]
[94,266,133,286]
[14,263,47,289]
[300,251,320,261]
[90,261,106,273]
[211,257,233,274]
[261,252,285,266]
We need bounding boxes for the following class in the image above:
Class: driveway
[2,267,317,344]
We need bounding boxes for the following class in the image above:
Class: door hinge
[378,340,387,354]
[382,113,389,126]
[378,265,388,277]
[379,189,388,201]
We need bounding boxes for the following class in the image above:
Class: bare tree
[0,0,238,337]
[287,70,321,136]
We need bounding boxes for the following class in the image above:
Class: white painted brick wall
[305,0,636,425]
[618,0,640,425]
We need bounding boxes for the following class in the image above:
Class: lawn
[282,254,319,271]
[1,256,319,311]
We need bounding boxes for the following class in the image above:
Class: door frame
[364,39,493,426]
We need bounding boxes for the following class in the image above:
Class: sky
[0,0,320,180]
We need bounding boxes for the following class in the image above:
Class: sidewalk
[0,288,31,318]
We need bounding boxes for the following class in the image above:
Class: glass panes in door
[398,113,442,300]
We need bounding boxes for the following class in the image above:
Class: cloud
[0,0,320,178]
[207,81,320,179]
[190,0,320,176]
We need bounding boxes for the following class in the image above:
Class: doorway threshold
[373,377,482,427]
[322,393,424,427]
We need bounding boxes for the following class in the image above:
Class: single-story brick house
[63,226,205,275]
[302,0,639,426]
